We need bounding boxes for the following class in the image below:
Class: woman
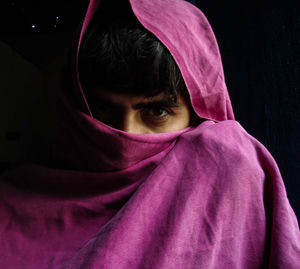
[0,0,299,268]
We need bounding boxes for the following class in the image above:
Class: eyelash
[141,106,172,121]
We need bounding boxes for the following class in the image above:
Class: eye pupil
[153,107,165,116]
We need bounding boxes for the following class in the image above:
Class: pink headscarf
[0,0,299,268]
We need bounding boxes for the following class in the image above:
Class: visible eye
[141,106,171,121]
[91,102,114,115]
[90,103,116,123]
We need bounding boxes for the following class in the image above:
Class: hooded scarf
[0,0,299,268]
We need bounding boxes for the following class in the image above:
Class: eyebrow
[132,99,180,109]
[89,95,180,110]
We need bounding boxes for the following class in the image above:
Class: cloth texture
[0,0,299,268]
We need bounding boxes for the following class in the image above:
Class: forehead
[92,88,165,104]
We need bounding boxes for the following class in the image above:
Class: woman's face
[87,88,192,134]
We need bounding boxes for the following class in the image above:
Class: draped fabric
[0,0,299,268]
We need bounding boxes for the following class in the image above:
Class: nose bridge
[122,110,141,134]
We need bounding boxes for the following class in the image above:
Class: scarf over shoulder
[0,0,299,268]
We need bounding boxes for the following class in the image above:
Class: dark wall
[195,0,300,219]
[0,1,89,167]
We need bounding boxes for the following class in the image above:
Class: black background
[0,0,299,220]
[195,0,300,220]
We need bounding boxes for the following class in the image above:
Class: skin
[87,88,193,134]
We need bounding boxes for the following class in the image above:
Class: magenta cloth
[1,0,300,268]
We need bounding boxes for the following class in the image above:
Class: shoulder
[177,120,271,184]
[180,120,265,161]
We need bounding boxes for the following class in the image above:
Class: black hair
[78,0,187,101]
